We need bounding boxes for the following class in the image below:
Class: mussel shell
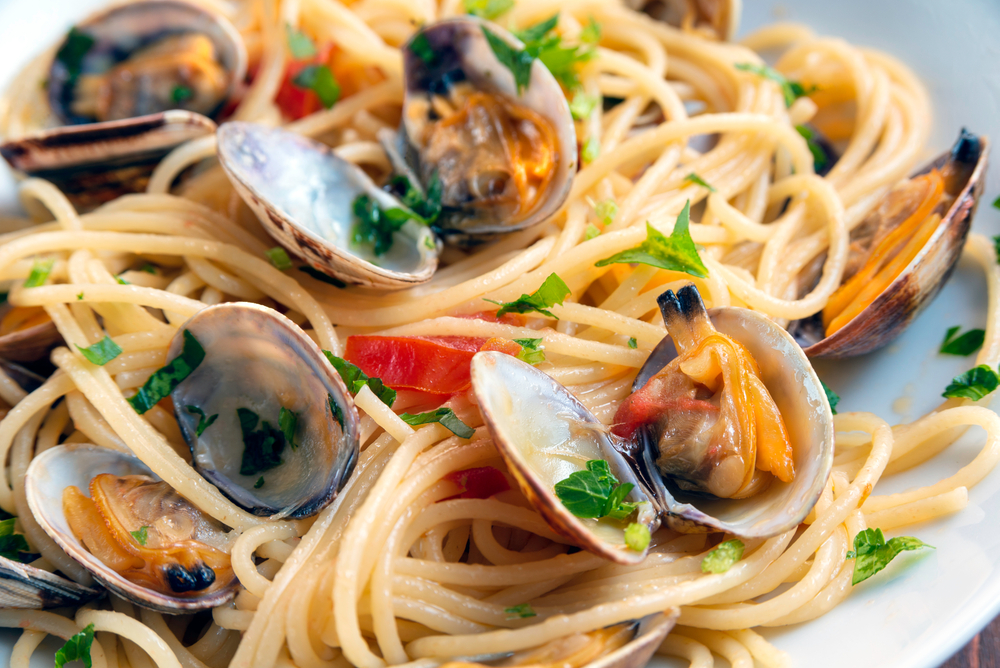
[25,444,238,613]
[634,305,834,537]
[400,18,577,246]
[626,0,742,40]
[472,351,658,566]
[217,122,438,290]
[795,130,989,358]
[170,302,360,519]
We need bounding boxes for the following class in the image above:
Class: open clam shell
[625,0,741,40]
[170,302,360,518]
[25,444,238,613]
[588,610,679,668]
[217,122,438,289]
[0,302,62,363]
[472,351,659,565]
[400,18,577,246]
[0,555,102,609]
[791,129,989,358]
[634,288,834,537]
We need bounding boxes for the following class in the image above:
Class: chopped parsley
[328,392,344,429]
[409,33,437,66]
[140,263,158,274]
[390,173,443,226]
[130,526,149,546]
[684,172,716,192]
[323,351,397,407]
[116,275,130,285]
[351,180,441,258]
[54,623,95,668]
[279,407,299,450]
[514,338,545,365]
[171,85,193,104]
[942,365,1000,400]
[569,92,599,120]
[820,379,840,415]
[846,528,932,585]
[581,136,600,164]
[24,259,54,287]
[400,408,475,439]
[595,199,617,226]
[237,408,287,477]
[484,13,597,94]
[185,405,218,437]
[266,247,293,270]
[0,518,35,563]
[463,0,514,20]
[286,24,318,60]
[484,272,571,319]
[299,266,346,288]
[595,201,707,278]
[292,65,340,109]
[580,17,601,45]
[75,336,122,366]
[504,603,537,619]
[939,326,985,356]
[701,539,744,573]
[796,124,829,173]
[553,460,638,520]
[128,329,205,414]
[993,234,1000,264]
[628,337,637,349]
[584,223,601,241]
[255,476,266,489]
[734,62,815,107]
[482,26,535,94]
[994,196,1000,210]
[76,292,84,301]
[55,28,95,84]
[624,522,650,551]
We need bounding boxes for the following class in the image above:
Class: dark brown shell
[0,303,62,363]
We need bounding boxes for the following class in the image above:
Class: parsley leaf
[684,172,716,192]
[128,330,205,414]
[504,603,537,619]
[24,259,54,287]
[279,407,299,450]
[940,326,985,356]
[628,337,637,349]
[390,173,442,225]
[513,338,545,365]
[486,14,596,94]
[595,200,617,226]
[292,64,340,109]
[171,85,193,104]
[130,526,149,546]
[116,275,130,285]
[734,62,814,107]
[580,17,601,44]
[286,24,317,60]
[584,223,601,241]
[54,623,95,668]
[76,292,84,300]
[323,351,397,407]
[624,522,650,551]
[350,189,436,257]
[328,392,344,429]
[820,379,839,415]
[943,365,1000,400]
[140,263,157,274]
[993,195,1000,210]
[483,26,535,94]
[993,234,1000,264]
[595,201,707,278]
[463,0,513,20]
[238,408,287,477]
[75,336,122,366]
[581,136,600,164]
[554,460,637,520]
[845,528,933,585]
[266,246,293,270]
[55,28,95,84]
[255,476,265,488]
[0,518,34,562]
[484,272,571,319]
[409,33,437,66]
[299,266,346,288]
[569,92,599,120]
[796,124,829,173]
[701,539,744,573]
[400,408,475,439]
[185,405,218,437]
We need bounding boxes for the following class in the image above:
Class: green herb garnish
[940,326,985,356]
[624,522,650,551]
[820,379,839,415]
[484,13,596,94]
[323,351,396,407]
[279,407,299,450]
[846,528,933,585]
[328,392,344,429]
[75,336,122,366]
[286,24,318,59]
[76,292,84,301]
[116,275,129,285]
[504,603,537,619]
[595,200,617,226]
[595,201,707,278]
[140,263,157,274]
[514,338,545,365]
[185,405,218,437]
[993,196,1000,211]
[580,17,601,44]
[0,518,34,563]
[292,64,340,109]
[553,460,638,520]
[409,33,437,66]
[171,85,193,104]
[584,223,601,241]
[942,365,1000,400]
[463,0,514,20]
[254,476,265,488]
[400,408,475,439]
[701,539,745,573]
[391,173,442,226]
[569,92,599,120]
[734,62,814,107]
[993,234,1000,264]
[55,28,95,83]
[127,330,205,414]
[130,526,149,546]
[299,266,346,288]
[24,259,54,288]
[484,272,571,319]
[796,124,828,173]
[482,26,535,94]
[581,136,600,164]
[266,247,293,271]
[54,623,95,668]
[628,337,637,349]
[238,408,287,477]
[684,172,716,192]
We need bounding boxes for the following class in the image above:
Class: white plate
[0,0,998,666]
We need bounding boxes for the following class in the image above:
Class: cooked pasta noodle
[0,1,994,667]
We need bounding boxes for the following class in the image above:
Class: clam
[0,554,102,609]
[169,302,360,518]
[0,302,62,363]
[0,0,247,209]
[217,122,438,290]
[473,285,833,564]
[25,444,237,612]
[790,129,989,358]
[398,17,577,246]
[625,0,742,41]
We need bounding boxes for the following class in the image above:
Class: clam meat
[473,285,833,563]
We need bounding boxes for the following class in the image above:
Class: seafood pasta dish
[0,0,995,667]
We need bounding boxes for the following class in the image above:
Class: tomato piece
[480,337,523,356]
[445,466,511,499]
[275,45,332,120]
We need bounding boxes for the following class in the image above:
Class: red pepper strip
[345,336,487,394]
[445,466,511,499]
